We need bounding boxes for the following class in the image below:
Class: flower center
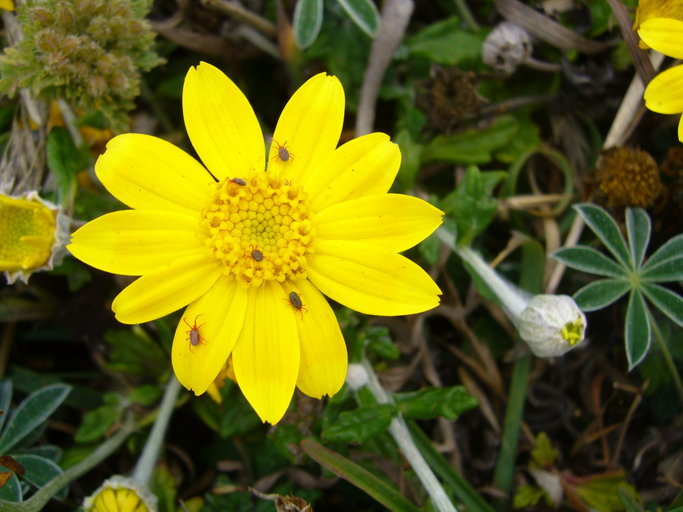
[560,317,584,346]
[201,174,314,287]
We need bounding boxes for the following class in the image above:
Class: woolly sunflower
[68,62,442,424]
[638,17,683,141]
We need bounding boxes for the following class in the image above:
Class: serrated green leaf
[422,116,518,165]
[641,256,683,282]
[321,404,395,443]
[553,246,626,278]
[573,278,631,311]
[74,405,122,443]
[513,485,550,509]
[358,325,400,361]
[301,439,420,512]
[530,432,557,468]
[335,0,379,37]
[625,208,650,269]
[643,233,683,269]
[13,454,64,498]
[394,386,477,421]
[293,0,323,49]
[0,384,71,454]
[407,17,485,65]
[575,204,632,270]
[625,290,651,370]
[46,127,89,209]
[641,283,683,327]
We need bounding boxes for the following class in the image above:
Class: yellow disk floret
[202,174,314,287]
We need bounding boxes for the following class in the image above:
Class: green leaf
[13,454,64,498]
[574,472,637,512]
[0,473,21,502]
[575,204,632,270]
[443,166,505,247]
[301,439,420,512]
[0,384,71,454]
[643,233,683,269]
[406,17,485,65]
[394,386,477,421]
[0,380,12,434]
[104,329,167,377]
[625,208,651,269]
[358,325,400,361]
[573,279,631,311]
[422,116,518,165]
[418,232,440,266]
[513,485,550,509]
[625,290,651,370]
[74,405,122,443]
[641,256,683,282]
[530,432,557,468]
[129,385,163,406]
[553,246,626,278]
[617,487,646,512]
[321,404,395,444]
[335,0,379,37]
[394,130,422,189]
[293,0,323,49]
[641,283,683,327]
[46,127,89,209]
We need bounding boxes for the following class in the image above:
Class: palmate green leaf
[643,233,683,269]
[575,204,632,270]
[293,0,323,49]
[641,256,683,282]
[301,439,420,512]
[335,0,379,37]
[625,290,651,370]
[0,384,71,454]
[553,246,626,278]
[573,278,631,311]
[641,283,683,327]
[394,386,477,421]
[321,404,395,443]
[625,208,651,269]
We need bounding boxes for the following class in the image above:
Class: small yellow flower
[84,476,156,512]
[0,0,13,11]
[0,191,63,284]
[68,62,443,424]
[638,16,683,141]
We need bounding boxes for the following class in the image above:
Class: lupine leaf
[625,290,651,369]
[573,278,631,311]
[553,246,626,278]
[625,208,651,269]
[641,283,683,327]
[641,256,683,282]
[642,233,683,269]
[293,0,323,49]
[575,204,632,270]
[335,0,380,37]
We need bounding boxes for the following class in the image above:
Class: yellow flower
[0,0,13,11]
[0,191,64,284]
[84,476,156,512]
[638,17,683,141]
[67,62,443,424]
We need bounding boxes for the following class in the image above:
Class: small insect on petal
[272,140,294,162]
[251,249,264,262]
[287,291,308,317]
[229,178,247,186]
[183,314,206,351]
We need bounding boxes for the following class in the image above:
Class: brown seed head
[597,147,661,208]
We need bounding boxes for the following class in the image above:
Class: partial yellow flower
[638,17,683,141]
[0,0,13,11]
[68,62,443,424]
[0,191,67,284]
[84,476,156,512]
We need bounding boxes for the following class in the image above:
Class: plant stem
[132,375,182,486]
[361,359,458,512]
[649,313,683,401]
[453,0,479,31]
[0,421,135,512]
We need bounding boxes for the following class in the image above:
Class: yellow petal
[268,73,344,186]
[639,18,683,58]
[232,282,299,424]
[293,279,347,399]
[644,64,683,114]
[314,194,443,252]
[678,114,683,142]
[172,276,248,395]
[305,133,401,212]
[308,240,442,316]
[68,210,205,276]
[112,253,221,324]
[183,62,264,180]
[0,0,14,11]
[95,134,213,216]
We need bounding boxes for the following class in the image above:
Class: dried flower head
[0,0,163,130]
[597,147,662,208]
[482,21,533,74]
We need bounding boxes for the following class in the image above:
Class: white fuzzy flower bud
[518,295,586,357]
[84,476,157,512]
[482,21,532,73]
[346,363,369,391]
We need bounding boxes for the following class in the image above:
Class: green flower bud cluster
[0,0,164,130]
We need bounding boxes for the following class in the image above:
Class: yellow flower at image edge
[638,17,683,141]
[67,62,443,424]
[84,476,156,512]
